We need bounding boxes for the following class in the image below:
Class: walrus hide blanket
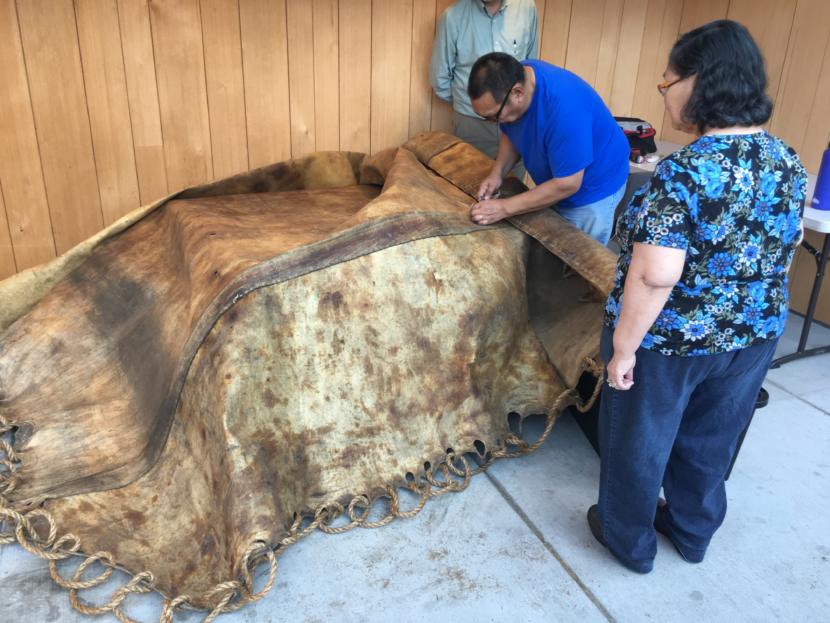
[0,132,616,620]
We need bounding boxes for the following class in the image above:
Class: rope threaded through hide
[0,387,593,621]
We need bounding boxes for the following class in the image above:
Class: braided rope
[0,387,583,621]
[572,357,605,414]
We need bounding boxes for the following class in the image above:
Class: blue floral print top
[605,131,807,356]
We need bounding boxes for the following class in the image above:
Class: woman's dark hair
[468,52,526,101]
[669,19,773,133]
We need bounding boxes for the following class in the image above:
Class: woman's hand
[606,351,636,391]
[476,172,503,201]
[607,243,684,391]
[471,198,510,225]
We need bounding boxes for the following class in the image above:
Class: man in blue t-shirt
[467,52,630,244]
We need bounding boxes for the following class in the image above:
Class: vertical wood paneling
[370,0,413,153]
[313,0,340,151]
[201,0,249,179]
[593,0,625,103]
[0,0,55,269]
[801,44,830,173]
[787,247,805,319]
[150,0,213,192]
[286,0,316,157]
[75,0,141,225]
[239,0,292,168]
[608,0,648,115]
[789,229,830,323]
[117,0,169,205]
[430,96,454,134]
[3,0,830,326]
[16,0,104,253]
[678,0,731,29]
[409,0,437,138]
[563,1,604,82]
[534,0,546,53]
[0,184,16,279]
[727,0,797,113]
[771,0,830,172]
[785,3,830,321]
[339,0,371,153]
[539,0,572,66]
[660,0,730,144]
[429,0,455,134]
[629,0,682,137]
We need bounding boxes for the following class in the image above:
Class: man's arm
[503,169,583,215]
[495,110,592,215]
[472,166,584,224]
[476,133,521,201]
[429,11,455,102]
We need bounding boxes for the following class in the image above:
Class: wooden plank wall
[0,0,828,322]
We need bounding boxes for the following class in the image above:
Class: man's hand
[476,172,503,201]
[470,198,510,225]
[606,351,636,391]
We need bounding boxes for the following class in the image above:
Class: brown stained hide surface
[405,137,617,386]
[0,132,613,604]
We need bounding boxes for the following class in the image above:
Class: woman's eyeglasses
[657,77,682,96]
[481,87,513,122]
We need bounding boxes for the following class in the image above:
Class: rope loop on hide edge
[572,356,605,414]
[0,386,585,621]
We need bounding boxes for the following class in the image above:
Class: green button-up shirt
[429,0,538,118]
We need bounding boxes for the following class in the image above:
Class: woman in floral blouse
[587,20,807,573]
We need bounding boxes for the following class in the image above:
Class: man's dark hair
[467,52,526,101]
[669,19,772,133]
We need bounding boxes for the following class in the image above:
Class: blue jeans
[596,326,777,572]
[554,182,625,245]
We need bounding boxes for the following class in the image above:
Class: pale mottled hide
[0,133,614,604]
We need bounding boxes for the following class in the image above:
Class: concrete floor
[1,315,828,623]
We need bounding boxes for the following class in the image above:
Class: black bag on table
[614,116,657,162]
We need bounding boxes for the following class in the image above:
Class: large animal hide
[0,133,615,611]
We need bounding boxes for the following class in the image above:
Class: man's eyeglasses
[481,87,513,122]
[657,77,682,96]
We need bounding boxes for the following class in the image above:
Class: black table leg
[771,232,830,368]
